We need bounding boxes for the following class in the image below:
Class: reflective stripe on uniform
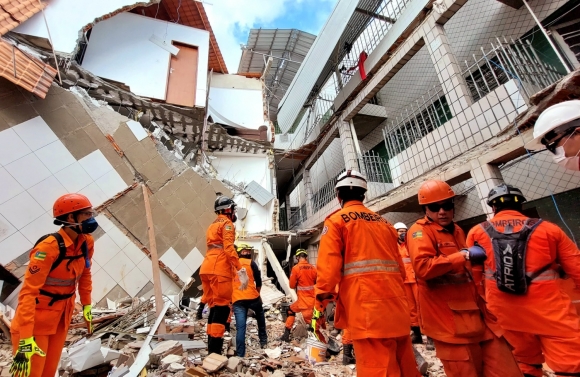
[297,285,314,291]
[44,276,76,287]
[402,257,411,263]
[208,243,223,249]
[343,259,399,276]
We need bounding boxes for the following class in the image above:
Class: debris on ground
[0,295,557,377]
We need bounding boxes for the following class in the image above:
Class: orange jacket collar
[342,200,364,209]
[491,210,525,219]
[297,259,310,265]
[58,227,74,248]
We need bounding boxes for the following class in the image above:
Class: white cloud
[205,0,335,73]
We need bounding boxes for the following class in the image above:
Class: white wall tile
[54,162,93,192]
[95,214,115,232]
[159,247,182,271]
[137,257,153,280]
[79,182,109,207]
[12,116,58,151]
[91,268,118,304]
[0,214,17,243]
[173,262,193,282]
[79,150,114,181]
[106,226,131,250]
[20,212,59,244]
[34,140,76,174]
[95,170,128,198]
[5,153,52,190]
[102,251,136,284]
[93,233,121,266]
[160,272,180,295]
[0,167,24,205]
[183,247,203,273]
[127,120,148,142]
[91,259,102,275]
[27,175,68,211]
[119,267,150,297]
[0,129,32,166]
[0,191,44,229]
[0,232,32,264]
[122,241,145,265]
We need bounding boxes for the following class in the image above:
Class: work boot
[279,328,291,342]
[196,304,204,320]
[426,337,435,351]
[411,326,423,344]
[342,344,356,365]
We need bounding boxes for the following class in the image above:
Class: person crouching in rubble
[406,180,522,377]
[231,244,268,356]
[199,195,249,355]
[10,194,97,377]
[279,249,319,342]
[312,170,421,377]
[467,183,580,377]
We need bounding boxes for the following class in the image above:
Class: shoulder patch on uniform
[33,251,47,261]
[28,266,40,275]
[412,231,423,239]
[225,225,232,231]
[321,226,328,235]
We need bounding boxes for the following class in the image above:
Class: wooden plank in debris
[69,313,124,328]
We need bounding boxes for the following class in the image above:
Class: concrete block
[62,128,98,160]
[113,123,138,150]
[226,356,241,372]
[174,180,196,206]
[124,142,151,169]
[202,353,227,373]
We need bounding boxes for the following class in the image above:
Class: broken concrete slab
[201,353,228,373]
[226,356,241,372]
[184,367,209,377]
[148,340,183,365]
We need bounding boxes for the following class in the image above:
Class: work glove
[237,268,249,291]
[83,304,93,334]
[461,244,487,264]
[10,337,45,377]
[309,307,324,342]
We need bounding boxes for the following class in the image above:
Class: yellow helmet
[295,248,308,257]
[236,243,254,253]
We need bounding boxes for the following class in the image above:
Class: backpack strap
[34,233,68,272]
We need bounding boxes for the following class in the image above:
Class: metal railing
[359,151,392,184]
[464,37,563,101]
[382,85,452,159]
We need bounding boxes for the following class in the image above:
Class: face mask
[65,217,99,234]
[398,232,406,242]
[552,131,580,171]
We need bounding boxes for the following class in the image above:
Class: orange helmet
[417,180,455,205]
[53,194,93,218]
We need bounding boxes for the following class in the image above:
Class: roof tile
[0,0,44,36]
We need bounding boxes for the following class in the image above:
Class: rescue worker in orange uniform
[231,244,268,356]
[10,194,97,377]
[200,196,248,355]
[312,170,421,377]
[394,222,423,344]
[406,180,522,377]
[466,183,580,377]
[279,249,317,342]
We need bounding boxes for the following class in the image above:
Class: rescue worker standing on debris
[527,100,580,171]
[407,180,522,377]
[279,249,317,342]
[312,170,420,377]
[467,183,580,377]
[200,196,249,355]
[394,222,423,344]
[10,194,97,377]
[231,244,268,356]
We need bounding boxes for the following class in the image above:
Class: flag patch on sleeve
[33,251,47,261]
[412,231,423,239]
[225,225,232,231]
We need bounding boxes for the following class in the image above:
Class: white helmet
[526,100,580,151]
[393,222,407,230]
[335,170,367,191]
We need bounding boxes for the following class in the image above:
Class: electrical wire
[484,56,577,245]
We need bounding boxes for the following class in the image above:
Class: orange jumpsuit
[407,216,521,377]
[399,242,419,327]
[11,229,93,377]
[285,259,317,329]
[467,210,580,377]
[199,214,242,339]
[315,201,420,377]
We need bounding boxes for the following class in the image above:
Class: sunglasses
[540,119,580,154]
[426,201,454,212]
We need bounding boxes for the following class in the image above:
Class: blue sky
[206,0,338,72]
